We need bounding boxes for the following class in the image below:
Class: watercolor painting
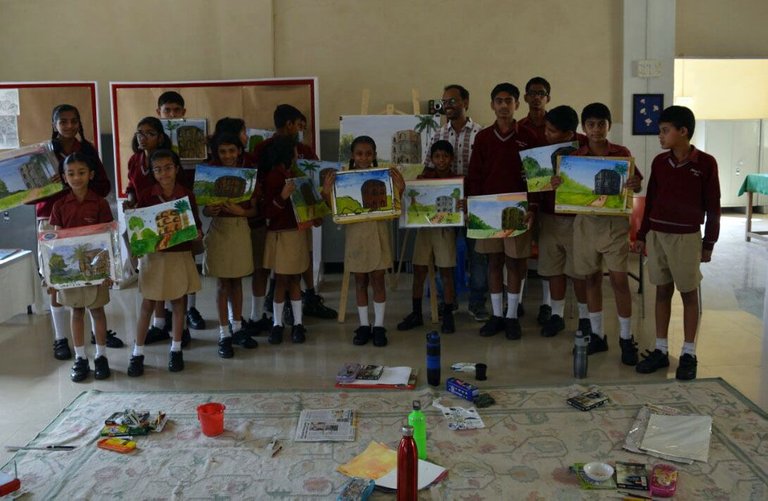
[555,156,635,215]
[0,142,63,211]
[295,159,341,196]
[467,193,529,239]
[519,141,579,192]
[290,176,330,229]
[402,178,464,228]
[246,128,275,153]
[124,197,198,256]
[331,167,400,224]
[193,164,257,206]
[161,118,208,160]
[39,222,120,289]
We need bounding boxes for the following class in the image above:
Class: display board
[110,78,319,197]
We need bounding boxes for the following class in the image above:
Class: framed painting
[467,193,529,239]
[290,176,330,230]
[193,165,257,206]
[123,197,198,256]
[38,222,121,290]
[331,168,400,224]
[554,156,635,215]
[160,118,208,160]
[632,94,663,135]
[0,141,63,211]
[401,177,464,228]
[519,141,579,192]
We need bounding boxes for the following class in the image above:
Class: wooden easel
[337,89,439,324]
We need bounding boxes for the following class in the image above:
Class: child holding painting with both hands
[323,136,405,347]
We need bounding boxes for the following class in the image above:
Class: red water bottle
[397,425,418,500]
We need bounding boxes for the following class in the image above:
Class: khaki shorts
[474,230,532,259]
[57,283,110,309]
[537,213,584,279]
[646,230,703,292]
[263,229,310,275]
[573,215,630,275]
[412,228,457,268]
[250,225,267,271]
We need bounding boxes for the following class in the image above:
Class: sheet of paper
[347,366,412,386]
[375,458,448,490]
[336,441,397,479]
[640,414,712,463]
[294,408,356,442]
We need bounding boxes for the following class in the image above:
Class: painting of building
[214,176,246,198]
[177,125,206,159]
[331,168,400,224]
[501,206,525,230]
[361,179,387,210]
[391,129,422,164]
[156,209,183,250]
[435,195,455,213]
[594,169,621,195]
[19,155,50,189]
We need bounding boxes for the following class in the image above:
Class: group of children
[38,78,720,383]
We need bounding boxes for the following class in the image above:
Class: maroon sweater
[262,164,298,231]
[637,147,721,250]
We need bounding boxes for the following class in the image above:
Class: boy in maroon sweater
[633,106,720,380]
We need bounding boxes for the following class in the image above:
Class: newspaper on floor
[432,398,485,430]
[624,403,693,464]
[294,408,356,442]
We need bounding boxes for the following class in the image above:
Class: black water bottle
[573,329,588,379]
[426,331,441,386]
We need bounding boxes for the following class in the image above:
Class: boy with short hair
[156,91,186,118]
[467,83,540,340]
[633,106,720,380]
[570,103,642,365]
[519,77,551,146]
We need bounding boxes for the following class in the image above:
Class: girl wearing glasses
[124,117,172,208]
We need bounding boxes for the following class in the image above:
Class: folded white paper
[375,458,447,490]
[640,414,712,463]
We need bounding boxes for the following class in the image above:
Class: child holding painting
[322,136,405,347]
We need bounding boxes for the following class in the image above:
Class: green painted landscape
[335,195,393,215]
[466,194,528,239]
[554,154,633,215]
[125,197,197,256]
[290,176,330,229]
[402,179,464,228]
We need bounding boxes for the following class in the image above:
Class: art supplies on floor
[571,463,618,490]
[614,461,649,491]
[566,389,610,411]
[294,409,356,442]
[335,366,416,389]
[99,410,167,437]
[432,399,485,430]
[96,437,137,454]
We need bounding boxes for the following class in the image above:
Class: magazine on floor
[294,408,356,442]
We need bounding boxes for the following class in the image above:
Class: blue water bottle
[426,331,441,387]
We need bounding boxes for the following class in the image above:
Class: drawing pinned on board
[0,115,20,149]
[0,89,20,115]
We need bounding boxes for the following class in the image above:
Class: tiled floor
[1,213,766,467]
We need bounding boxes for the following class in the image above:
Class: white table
[0,250,42,323]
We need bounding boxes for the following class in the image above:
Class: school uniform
[246,158,268,271]
[126,151,156,201]
[533,180,584,279]
[262,164,310,275]
[136,184,202,301]
[411,169,457,268]
[49,190,114,309]
[252,136,318,166]
[518,116,547,146]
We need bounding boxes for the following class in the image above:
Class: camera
[428,99,445,115]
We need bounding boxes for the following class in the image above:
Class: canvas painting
[295,159,341,196]
[161,118,208,160]
[124,197,198,256]
[519,141,579,192]
[467,193,529,239]
[331,168,400,224]
[246,128,275,153]
[290,176,330,229]
[555,156,635,215]
[402,178,464,228]
[39,222,121,290]
[0,141,63,211]
[193,164,257,206]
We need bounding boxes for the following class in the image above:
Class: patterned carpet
[3,378,766,499]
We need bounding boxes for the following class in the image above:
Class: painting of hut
[594,169,621,195]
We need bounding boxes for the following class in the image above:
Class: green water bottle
[407,400,427,460]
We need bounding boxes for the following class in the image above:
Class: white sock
[231,320,242,332]
[170,340,182,352]
[490,293,503,317]
[551,299,565,318]
[187,294,196,309]
[51,305,70,341]
[506,293,520,319]
[227,301,235,324]
[273,302,285,327]
[541,280,551,307]
[373,301,386,327]
[577,302,589,319]
[358,306,369,326]
[656,338,669,353]
[133,343,144,357]
[251,296,265,321]
[95,344,106,358]
[74,345,86,360]
[618,315,632,340]
[219,325,231,339]
[152,316,166,330]
[589,311,603,335]
[291,300,303,325]
[681,342,696,357]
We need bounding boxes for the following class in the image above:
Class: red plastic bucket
[197,402,225,437]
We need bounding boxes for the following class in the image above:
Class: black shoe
[372,326,388,347]
[168,350,184,372]
[619,336,639,366]
[127,355,145,377]
[578,318,593,337]
[53,338,72,360]
[517,303,525,318]
[504,317,522,340]
[397,311,423,331]
[537,304,552,325]
[291,324,307,343]
[232,329,258,349]
[353,326,371,346]
[217,336,234,359]
[244,314,272,336]
[181,329,191,349]
[303,292,337,319]
[94,355,110,380]
[90,330,125,348]
[268,325,284,345]
[145,326,170,345]
[541,314,565,337]
[441,306,455,334]
[186,307,206,330]
[636,349,670,374]
[587,333,609,355]
[70,357,90,382]
[479,315,505,337]
[676,353,698,380]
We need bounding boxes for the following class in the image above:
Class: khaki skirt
[250,225,267,271]
[203,217,254,278]
[139,251,201,301]
[344,221,392,273]
[58,283,110,309]
[263,229,310,275]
